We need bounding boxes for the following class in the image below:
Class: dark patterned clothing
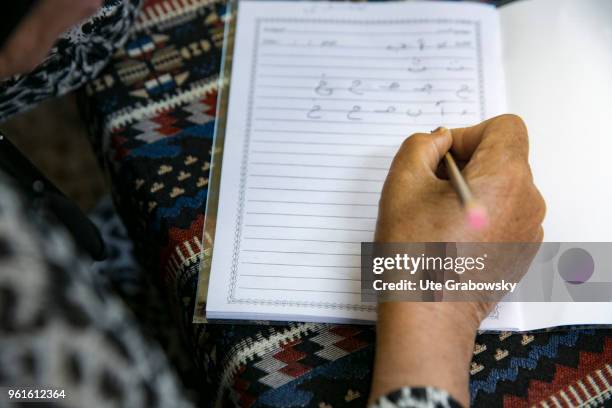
[0,0,143,122]
[0,175,459,407]
[0,174,193,408]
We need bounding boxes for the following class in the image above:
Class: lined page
[206,1,505,323]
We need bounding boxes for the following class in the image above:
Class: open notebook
[197,0,612,330]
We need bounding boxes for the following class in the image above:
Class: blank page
[501,0,612,242]
[206,0,506,323]
[500,0,612,330]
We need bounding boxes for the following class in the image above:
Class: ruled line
[241,274,361,281]
[247,199,377,207]
[256,96,476,104]
[242,249,360,256]
[251,150,394,159]
[254,106,474,116]
[239,287,362,295]
[253,128,408,137]
[257,74,475,81]
[248,187,380,194]
[249,174,384,182]
[241,261,360,269]
[260,43,473,51]
[257,85,467,94]
[243,237,363,244]
[247,211,377,219]
[260,63,474,71]
[244,225,375,232]
[252,140,397,147]
[250,162,389,170]
[261,29,471,36]
[255,118,467,126]
[261,53,474,60]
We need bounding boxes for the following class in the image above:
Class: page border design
[228,17,485,311]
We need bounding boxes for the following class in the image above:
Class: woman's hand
[0,0,102,79]
[375,114,545,321]
[369,115,546,406]
[376,114,545,246]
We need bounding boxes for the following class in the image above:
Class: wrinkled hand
[370,115,546,406]
[0,0,102,79]
[376,114,546,320]
[376,114,545,245]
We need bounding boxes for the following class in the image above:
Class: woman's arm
[370,303,479,407]
[369,116,545,406]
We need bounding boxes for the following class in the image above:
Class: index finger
[450,114,529,163]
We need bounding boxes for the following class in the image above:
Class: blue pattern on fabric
[255,346,373,407]
[152,188,208,231]
[470,329,594,399]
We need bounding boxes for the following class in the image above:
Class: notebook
[196,0,612,330]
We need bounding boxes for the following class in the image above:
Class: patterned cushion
[81,1,612,407]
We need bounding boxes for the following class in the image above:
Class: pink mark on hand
[466,203,489,230]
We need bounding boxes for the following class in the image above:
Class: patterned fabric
[0,181,460,408]
[0,0,143,122]
[0,174,193,408]
[81,0,225,336]
[74,1,612,408]
[93,198,474,408]
[89,196,205,405]
[371,387,462,408]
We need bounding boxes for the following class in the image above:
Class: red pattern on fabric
[503,337,612,407]
[329,325,362,338]
[201,91,218,116]
[110,134,130,161]
[280,362,312,378]
[231,365,257,408]
[334,336,368,353]
[152,112,181,136]
[233,377,250,392]
[160,213,204,276]
[238,393,257,408]
[274,346,307,364]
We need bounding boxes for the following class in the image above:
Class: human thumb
[389,127,453,181]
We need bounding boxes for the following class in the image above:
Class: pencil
[443,145,489,230]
